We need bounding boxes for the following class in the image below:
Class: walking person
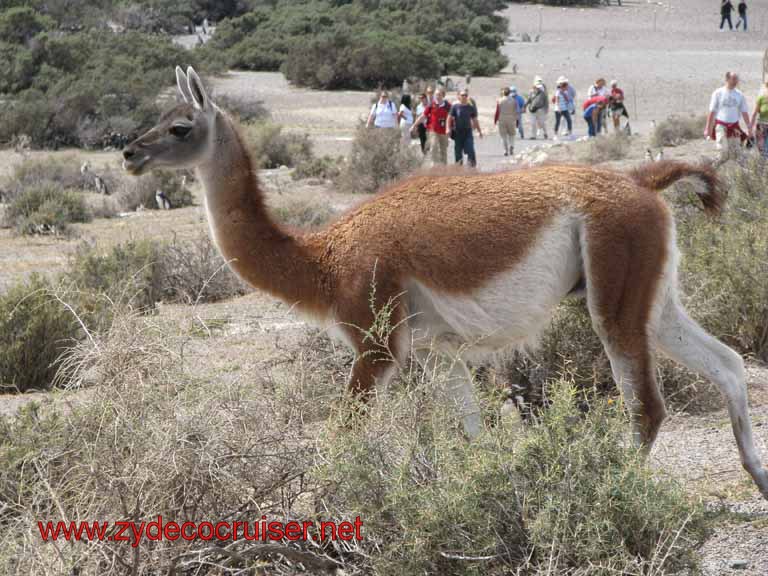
[366,91,398,129]
[526,78,549,140]
[398,94,414,147]
[511,86,526,139]
[413,88,451,164]
[735,1,747,30]
[414,93,430,154]
[705,71,751,161]
[750,80,768,157]
[447,89,483,167]
[720,0,734,30]
[494,87,519,156]
[551,77,573,138]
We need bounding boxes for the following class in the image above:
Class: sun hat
[509,86,517,93]
[610,79,618,86]
[556,76,568,85]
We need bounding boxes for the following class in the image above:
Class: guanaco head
[123,66,216,176]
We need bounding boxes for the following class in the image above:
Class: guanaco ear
[175,66,192,103]
[186,66,210,111]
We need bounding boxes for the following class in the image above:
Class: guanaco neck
[196,111,327,315]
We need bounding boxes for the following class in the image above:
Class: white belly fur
[405,212,583,360]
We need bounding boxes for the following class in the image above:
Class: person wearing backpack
[526,78,549,140]
[366,91,399,129]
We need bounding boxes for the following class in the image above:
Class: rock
[730,560,749,570]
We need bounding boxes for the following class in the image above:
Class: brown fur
[629,160,724,216]
[127,110,720,418]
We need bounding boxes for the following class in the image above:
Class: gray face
[122,103,211,176]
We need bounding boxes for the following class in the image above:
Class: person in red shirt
[608,80,629,133]
[413,88,451,164]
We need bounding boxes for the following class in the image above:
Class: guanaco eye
[169,125,192,138]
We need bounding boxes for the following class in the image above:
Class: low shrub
[269,192,337,228]
[651,115,707,147]
[0,308,318,573]
[315,379,707,575]
[4,183,91,235]
[6,155,90,194]
[579,132,630,164]
[291,155,343,182]
[0,275,82,393]
[215,93,270,123]
[242,122,313,169]
[159,235,248,304]
[336,123,422,194]
[203,1,508,90]
[115,170,193,211]
[0,307,708,574]
[674,160,768,361]
[63,239,165,314]
[499,299,714,414]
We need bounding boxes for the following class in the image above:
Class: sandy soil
[2,1,768,571]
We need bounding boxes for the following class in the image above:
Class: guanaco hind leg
[656,297,768,498]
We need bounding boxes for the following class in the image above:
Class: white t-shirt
[588,85,607,98]
[370,100,398,128]
[399,104,413,125]
[709,87,749,124]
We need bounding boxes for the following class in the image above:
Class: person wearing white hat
[526,78,549,139]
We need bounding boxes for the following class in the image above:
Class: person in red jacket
[413,88,451,164]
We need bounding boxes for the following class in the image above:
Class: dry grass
[578,133,631,164]
[651,115,707,148]
[0,290,709,575]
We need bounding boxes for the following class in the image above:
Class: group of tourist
[366,75,631,167]
[720,1,748,31]
[366,68,768,168]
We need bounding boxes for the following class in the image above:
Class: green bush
[0,275,81,393]
[203,0,509,90]
[508,0,600,5]
[4,183,91,235]
[0,16,206,148]
[674,159,768,361]
[242,121,313,169]
[64,240,165,314]
[336,123,422,194]
[316,380,707,575]
[651,115,707,148]
[282,31,442,90]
